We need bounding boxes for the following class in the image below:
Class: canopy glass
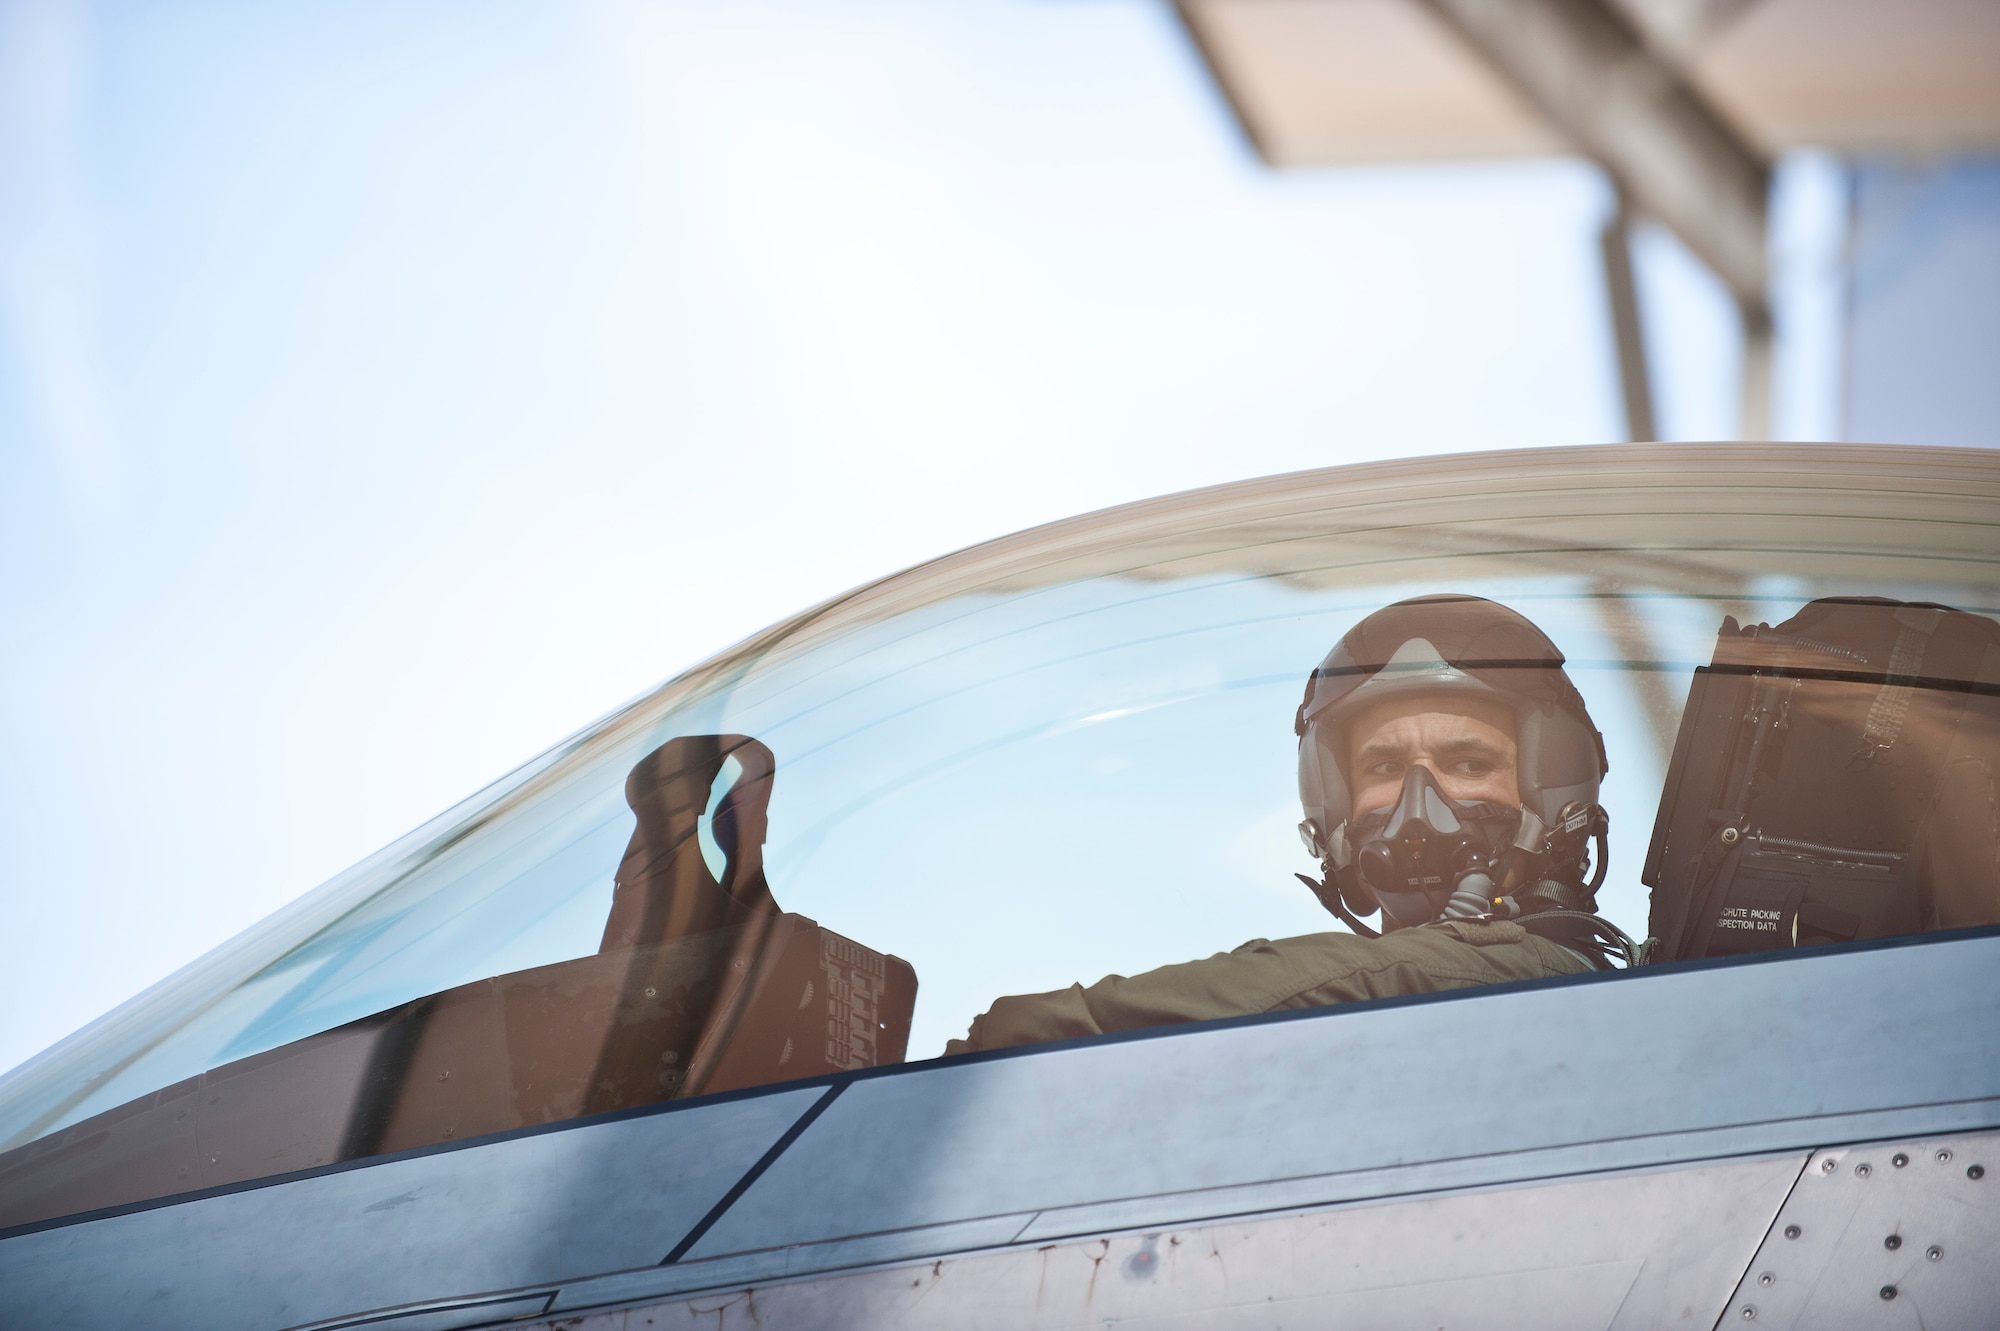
[3,443,1995,1229]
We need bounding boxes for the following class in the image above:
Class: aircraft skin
[1,443,1997,1329]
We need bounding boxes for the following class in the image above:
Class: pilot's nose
[1407,758,1453,786]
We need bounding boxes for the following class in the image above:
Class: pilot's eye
[1362,758,1404,780]
[1449,757,1495,778]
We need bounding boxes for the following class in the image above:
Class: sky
[0,0,1845,1077]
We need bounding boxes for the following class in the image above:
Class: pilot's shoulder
[1244,919,1589,1008]
[1421,918,1532,947]
[1236,920,1532,956]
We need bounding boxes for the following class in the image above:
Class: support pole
[1738,298,1773,441]
[1599,192,1656,442]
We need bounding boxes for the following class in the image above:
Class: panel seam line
[1705,1151,1812,1331]
[661,1081,849,1265]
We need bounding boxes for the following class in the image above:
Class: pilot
[947,594,1633,1055]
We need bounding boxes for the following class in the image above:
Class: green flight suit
[946,918,1593,1055]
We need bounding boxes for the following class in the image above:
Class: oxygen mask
[1349,765,1520,930]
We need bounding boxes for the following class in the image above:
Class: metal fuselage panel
[2,931,1997,1330]
[501,1132,2000,1331]
[519,1153,1811,1331]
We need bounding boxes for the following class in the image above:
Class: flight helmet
[1294,595,1608,929]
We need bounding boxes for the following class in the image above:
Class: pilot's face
[1347,695,1520,815]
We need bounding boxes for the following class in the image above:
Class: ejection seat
[0,735,916,1231]
[1643,597,2000,963]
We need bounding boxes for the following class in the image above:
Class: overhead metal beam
[1411,0,1775,436]
[1173,0,1779,437]
[1414,0,1772,308]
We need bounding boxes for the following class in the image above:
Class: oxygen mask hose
[1443,870,1498,920]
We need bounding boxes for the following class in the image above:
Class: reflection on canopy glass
[2,444,1996,1230]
